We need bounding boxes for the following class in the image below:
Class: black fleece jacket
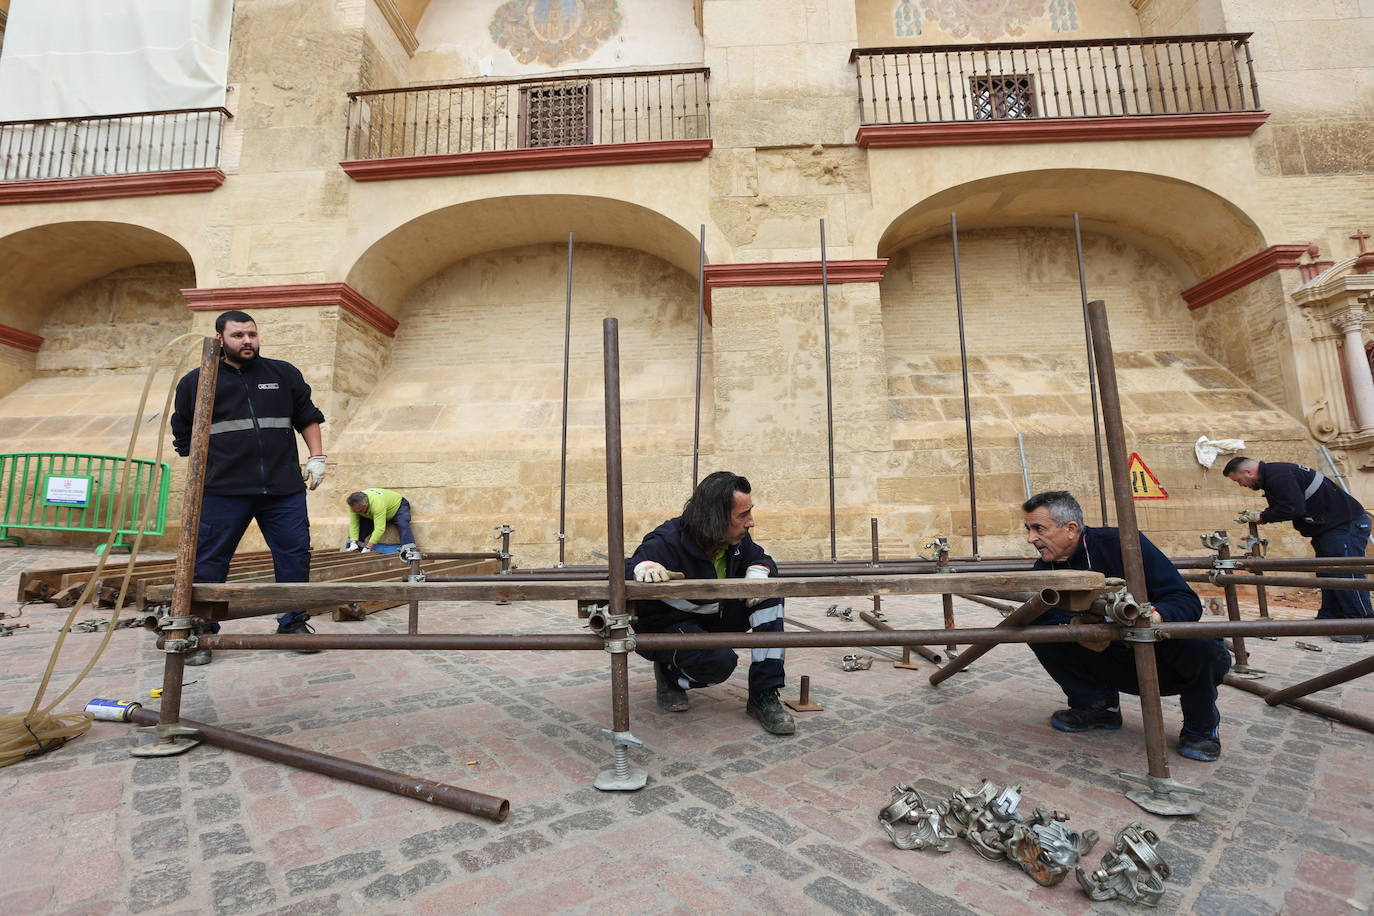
[170,356,325,496]
[1255,461,1366,537]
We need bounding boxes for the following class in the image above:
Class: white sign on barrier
[44,475,92,507]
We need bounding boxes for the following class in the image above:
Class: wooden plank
[150,570,1104,611]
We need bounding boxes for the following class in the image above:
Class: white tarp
[0,0,233,120]
[0,0,233,180]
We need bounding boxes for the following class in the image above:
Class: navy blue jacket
[1032,526,1202,624]
[171,356,325,497]
[1256,461,1365,537]
[625,516,778,631]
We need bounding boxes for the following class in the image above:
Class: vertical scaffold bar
[820,219,837,563]
[693,224,706,489]
[950,214,979,556]
[1073,213,1109,525]
[1085,300,1172,784]
[558,233,574,567]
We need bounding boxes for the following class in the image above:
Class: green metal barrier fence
[0,452,171,553]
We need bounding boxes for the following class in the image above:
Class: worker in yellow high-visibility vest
[345,488,419,562]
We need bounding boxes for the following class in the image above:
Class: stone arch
[342,194,717,316]
[870,169,1305,556]
[870,168,1271,285]
[0,220,197,333]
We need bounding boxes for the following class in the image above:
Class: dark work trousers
[636,598,786,696]
[357,498,414,546]
[195,490,312,631]
[1029,626,1231,733]
[1310,517,1374,619]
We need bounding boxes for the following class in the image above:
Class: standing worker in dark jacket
[170,310,328,665]
[625,471,795,735]
[1224,456,1373,639]
[1023,491,1231,761]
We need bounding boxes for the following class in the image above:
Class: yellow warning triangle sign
[1128,452,1168,500]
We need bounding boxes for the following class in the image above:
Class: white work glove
[744,564,770,608]
[1236,509,1263,524]
[343,539,361,553]
[634,560,671,583]
[303,455,326,490]
[359,545,373,554]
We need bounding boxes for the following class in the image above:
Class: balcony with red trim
[0,107,231,204]
[852,33,1268,149]
[340,67,712,182]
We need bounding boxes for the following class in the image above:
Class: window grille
[519,82,592,148]
[969,75,1036,120]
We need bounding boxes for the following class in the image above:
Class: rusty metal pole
[557,232,574,566]
[406,554,421,636]
[929,589,1057,685]
[692,224,705,489]
[595,317,646,791]
[870,517,882,616]
[820,218,837,563]
[937,539,957,656]
[1087,299,1202,816]
[134,336,219,758]
[860,610,942,665]
[129,707,509,820]
[1263,653,1374,707]
[1073,212,1109,525]
[1224,674,1374,734]
[1248,521,1271,619]
[950,214,979,556]
[1216,534,1256,674]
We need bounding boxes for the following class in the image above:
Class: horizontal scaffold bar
[146,570,1106,619]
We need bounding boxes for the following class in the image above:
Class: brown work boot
[654,661,689,712]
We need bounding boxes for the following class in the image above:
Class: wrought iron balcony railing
[345,67,710,160]
[851,34,1261,125]
[0,107,231,182]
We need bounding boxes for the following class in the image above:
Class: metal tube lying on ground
[1223,675,1374,735]
[129,708,510,820]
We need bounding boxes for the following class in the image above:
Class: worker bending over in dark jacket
[1224,456,1373,640]
[1023,490,1231,761]
[625,471,794,735]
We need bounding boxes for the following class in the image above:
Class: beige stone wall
[318,242,710,562]
[857,0,1143,45]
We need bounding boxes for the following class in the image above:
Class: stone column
[1332,310,1374,433]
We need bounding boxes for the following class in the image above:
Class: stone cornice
[857,112,1269,149]
[340,139,712,181]
[0,323,43,353]
[182,282,399,338]
[0,169,226,205]
[703,259,889,320]
[1182,244,1311,310]
[373,0,419,56]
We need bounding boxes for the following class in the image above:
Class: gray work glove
[343,539,361,552]
[1236,509,1263,524]
[634,560,671,583]
[303,455,326,490]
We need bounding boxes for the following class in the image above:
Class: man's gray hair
[1022,490,1085,527]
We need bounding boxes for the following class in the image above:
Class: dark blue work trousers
[195,491,312,630]
[1310,517,1374,619]
[1029,625,1231,733]
[357,498,414,546]
[635,599,786,696]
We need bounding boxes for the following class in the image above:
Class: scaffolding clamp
[406,570,427,583]
[602,636,637,654]
[1075,822,1171,906]
[162,635,198,655]
[878,784,957,852]
[1120,625,1162,643]
[1199,531,1229,552]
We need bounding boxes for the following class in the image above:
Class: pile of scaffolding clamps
[879,780,1171,905]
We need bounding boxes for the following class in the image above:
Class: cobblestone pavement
[2,545,1372,915]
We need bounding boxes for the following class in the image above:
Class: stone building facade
[0,0,1371,564]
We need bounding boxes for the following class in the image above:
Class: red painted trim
[1182,244,1311,310]
[182,282,399,338]
[0,323,43,353]
[340,139,713,181]
[0,169,225,204]
[856,112,1269,148]
[703,259,889,322]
